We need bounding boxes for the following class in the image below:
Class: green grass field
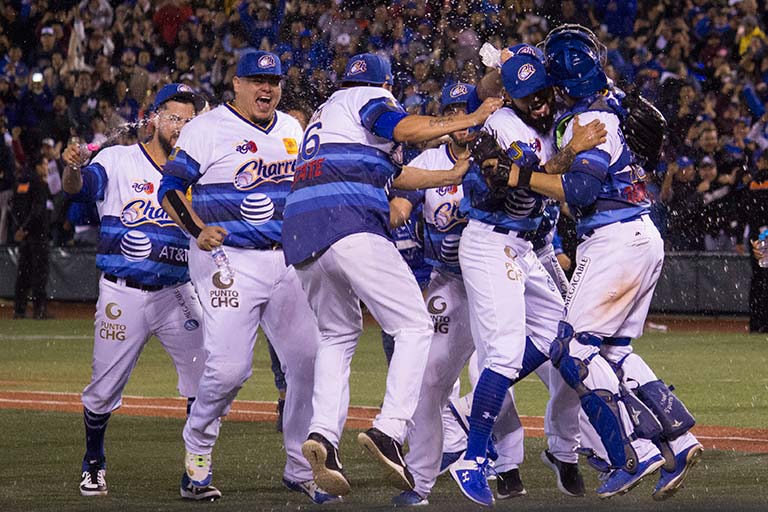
[1,318,768,510]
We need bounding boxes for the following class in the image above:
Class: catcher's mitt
[470,130,511,198]
[621,90,667,169]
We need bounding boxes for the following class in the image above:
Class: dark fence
[0,247,753,314]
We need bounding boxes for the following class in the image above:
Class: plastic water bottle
[211,245,235,280]
[479,42,501,68]
[68,137,97,167]
[757,232,768,269]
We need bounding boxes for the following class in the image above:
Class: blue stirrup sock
[83,407,111,463]
[464,368,512,460]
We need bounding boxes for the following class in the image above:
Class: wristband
[517,165,533,189]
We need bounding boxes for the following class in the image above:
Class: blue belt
[492,226,537,241]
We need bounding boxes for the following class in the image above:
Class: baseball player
[157,52,337,505]
[61,84,214,499]
[280,53,502,496]
[501,24,703,500]
[448,48,607,507]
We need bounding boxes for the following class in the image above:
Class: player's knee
[208,361,252,391]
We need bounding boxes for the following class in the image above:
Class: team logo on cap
[518,63,536,81]
[258,54,276,69]
[348,59,367,75]
[515,46,538,57]
[450,84,469,98]
[176,84,193,93]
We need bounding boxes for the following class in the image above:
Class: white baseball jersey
[164,103,303,248]
[70,144,191,285]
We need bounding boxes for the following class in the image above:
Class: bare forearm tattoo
[545,145,577,174]
[428,114,457,128]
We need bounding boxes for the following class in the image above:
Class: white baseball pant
[294,232,433,446]
[82,277,205,414]
[183,245,320,483]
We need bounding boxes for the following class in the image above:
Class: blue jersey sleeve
[66,163,108,203]
[360,97,408,140]
[390,188,424,206]
[158,147,202,203]
[561,147,610,208]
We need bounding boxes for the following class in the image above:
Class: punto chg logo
[427,295,451,334]
[210,271,239,308]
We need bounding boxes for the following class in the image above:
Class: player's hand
[500,47,514,65]
[471,97,504,125]
[752,239,767,260]
[556,252,572,271]
[569,115,607,153]
[696,180,711,193]
[197,226,228,251]
[447,152,471,184]
[62,143,87,168]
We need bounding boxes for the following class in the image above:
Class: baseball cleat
[301,432,351,496]
[357,427,415,491]
[541,449,585,497]
[392,489,429,507]
[180,473,222,501]
[448,395,472,435]
[652,443,703,501]
[282,477,343,504]
[496,468,527,499]
[597,453,665,499]
[449,457,494,507]
[80,459,107,496]
[184,451,213,487]
[439,450,464,475]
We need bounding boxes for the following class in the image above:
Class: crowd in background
[2,0,768,255]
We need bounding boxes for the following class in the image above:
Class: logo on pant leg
[565,256,590,308]
[427,295,451,334]
[105,302,122,320]
[210,272,239,308]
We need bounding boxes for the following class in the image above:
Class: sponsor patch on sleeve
[283,138,298,155]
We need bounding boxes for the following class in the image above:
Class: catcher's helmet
[541,24,607,99]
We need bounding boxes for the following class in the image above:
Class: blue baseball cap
[501,53,552,99]
[508,43,545,63]
[236,51,282,77]
[152,83,206,111]
[676,155,694,168]
[342,53,393,85]
[440,82,476,113]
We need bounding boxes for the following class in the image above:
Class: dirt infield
[1,390,765,454]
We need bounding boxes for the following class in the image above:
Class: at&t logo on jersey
[427,295,451,334]
[233,158,296,191]
[131,180,154,194]
[121,199,176,227]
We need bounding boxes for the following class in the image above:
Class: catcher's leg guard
[605,355,664,443]
[636,380,696,440]
[549,321,639,473]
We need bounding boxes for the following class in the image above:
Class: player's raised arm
[391,97,502,143]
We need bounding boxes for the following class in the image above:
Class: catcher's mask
[540,24,608,99]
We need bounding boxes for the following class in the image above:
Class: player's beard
[158,130,176,157]
[450,130,471,149]
[512,103,554,135]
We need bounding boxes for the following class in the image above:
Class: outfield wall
[0,247,752,314]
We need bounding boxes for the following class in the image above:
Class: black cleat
[180,473,222,501]
[80,459,107,496]
[357,427,415,491]
[496,468,527,499]
[302,432,351,496]
[541,449,585,497]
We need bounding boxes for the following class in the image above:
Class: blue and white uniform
[556,92,700,466]
[70,143,205,416]
[282,83,434,448]
[159,102,322,484]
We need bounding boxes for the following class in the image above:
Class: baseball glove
[470,130,511,199]
[621,90,667,169]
